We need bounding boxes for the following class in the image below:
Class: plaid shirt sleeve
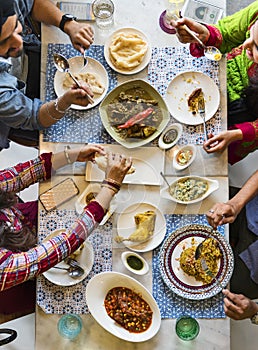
[0,201,105,291]
[0,153,52,193]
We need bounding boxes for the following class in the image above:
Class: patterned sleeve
[0,201,105,291]
[0,153,52,193]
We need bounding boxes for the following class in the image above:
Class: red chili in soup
[104,286,153,333]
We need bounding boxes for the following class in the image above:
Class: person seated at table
[0,0,94,150]
[0,144,132,315]
[207,170,258,321]
[171,2,258,165]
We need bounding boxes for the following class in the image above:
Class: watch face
[64,14,75,19]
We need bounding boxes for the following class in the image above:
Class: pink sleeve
[189,25,223,57]
[234,121,258,142]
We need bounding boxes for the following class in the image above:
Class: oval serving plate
[116,202,166,252]
[42,229,94,286]
[159,224,234,300]
[104,27,152,75]
[173,144,197,171]
[99,79,170,149]
[85,271,161,342]
[165,71,220,125]
[160,175,219,204]
[54,56,109,110]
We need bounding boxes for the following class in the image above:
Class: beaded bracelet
[102,179,120,192]
[46,102,61,121]
[54,97,69,113]
[64,145,72,164]
[101,183,119,194]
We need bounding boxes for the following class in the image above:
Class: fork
[198,94,208,142]
[200,258,224,290]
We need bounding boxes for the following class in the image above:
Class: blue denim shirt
[0,0,43,149]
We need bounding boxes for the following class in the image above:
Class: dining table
[36,0,230,349]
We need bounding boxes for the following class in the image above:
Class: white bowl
[121,251,149,275]
[158,123,183,150]
[85,272,161,342]
[173,144,196,170]
[160,176,219,204]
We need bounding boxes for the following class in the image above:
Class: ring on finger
[209,209,215,213]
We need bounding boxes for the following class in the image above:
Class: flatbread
[95,153,135,174]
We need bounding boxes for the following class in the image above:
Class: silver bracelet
[54,98,69,113]
[64,145,72,164]
[46,102,61,121]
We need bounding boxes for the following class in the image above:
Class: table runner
[37,209,112,314]
[148,46,222,145]
[43,44,221,145]
[152,214,225,319]
[42,44,116,144]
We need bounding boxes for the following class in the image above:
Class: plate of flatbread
[54,56,109,110]
[104,27,152,75]
[115,202,166,252]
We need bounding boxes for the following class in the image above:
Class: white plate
[159,224,234,300]
[172,144,197,171]
[75,183,117,225]
[104,27,152,75]
[85,144,165,185]
[85,272,161,342]
[158,123,183,150]
[42,229,94,286]
[116,202,166,252]
[54,56,109,110]
[160,176,219,204]
[165,71,220,125]
[99,79,170,149]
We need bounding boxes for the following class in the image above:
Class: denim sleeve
[0,71,44,130]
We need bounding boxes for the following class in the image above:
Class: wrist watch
[250,311,258,325]
[59,14,77,33]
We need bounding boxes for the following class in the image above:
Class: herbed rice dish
[179,238,222,284]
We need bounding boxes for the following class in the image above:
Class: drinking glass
[92,0,114,29]
[57,314,82,340]
[175,315,200,341]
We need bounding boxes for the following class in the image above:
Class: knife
[198,94,208,142]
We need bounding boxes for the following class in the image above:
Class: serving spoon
[172,15,222,61]
[53,53,94,104]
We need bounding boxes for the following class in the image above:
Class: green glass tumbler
[175,315,200,341]
[57,314,82,340]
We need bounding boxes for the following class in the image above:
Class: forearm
[31,0,63,27]
[227,170,258,212]
[39,97,71,128]
[0,153,52,193]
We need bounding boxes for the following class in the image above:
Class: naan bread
[63,72,105,95]
[115,210,156,243]
[95,153,135,174]
[109,32,148,70]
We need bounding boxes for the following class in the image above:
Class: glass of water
[175,315,200,341]
[92,0,114,29]
[57,314,82,340]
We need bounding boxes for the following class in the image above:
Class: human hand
[223,289,258,320]
[75,144,105,162]
[62,82,94,107]
[170,17,209,45]
[64,21,94,52]
[203,131,233,153]
[105,152,133,186]
[206,202,239,228]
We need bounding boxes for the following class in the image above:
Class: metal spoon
[172,15,222,61]
[53,53,94,104]
[52,264,85,278]
[160,171,170,187]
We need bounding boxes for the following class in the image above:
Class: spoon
[172,15,222,61]
[52,264,85,278]
[53,53,94,104]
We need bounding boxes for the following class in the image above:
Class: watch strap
[59,14,76,33]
